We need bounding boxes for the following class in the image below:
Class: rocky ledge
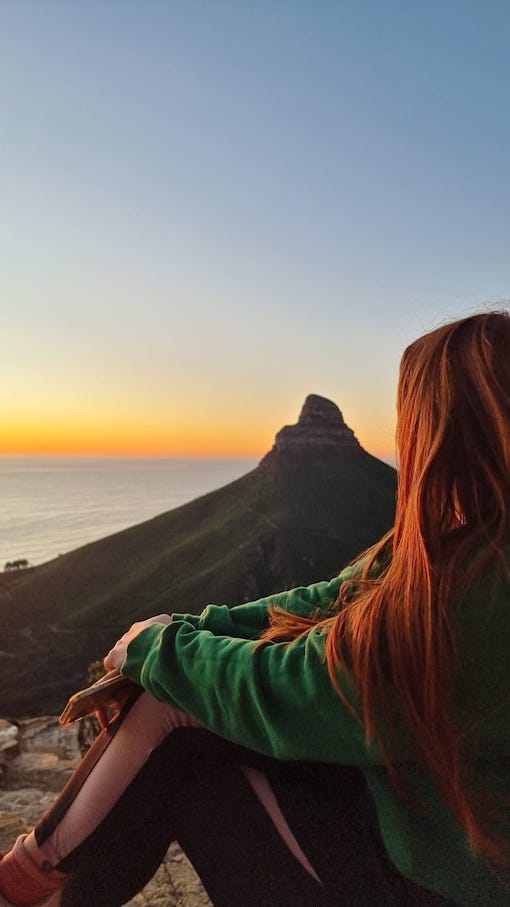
[0,718,211,907]
[271,394,361,454]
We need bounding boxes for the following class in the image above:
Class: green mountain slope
[0,397,396,716]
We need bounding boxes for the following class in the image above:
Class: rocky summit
[272,394,360,453]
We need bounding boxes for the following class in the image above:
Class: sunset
[2,2,508,461]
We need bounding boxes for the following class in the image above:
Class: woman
[1,311,510,907]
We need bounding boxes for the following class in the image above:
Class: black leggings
[34,692,456,907]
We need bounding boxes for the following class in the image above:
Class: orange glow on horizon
[0,418,270,458]
[0,433,268,458]
[0,402,396,462]
[0,424,396,462]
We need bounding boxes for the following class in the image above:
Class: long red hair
[262,311,510,868]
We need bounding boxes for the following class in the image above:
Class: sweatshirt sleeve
[171,564,360,640]
[121,614,386,766]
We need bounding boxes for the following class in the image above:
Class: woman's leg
[9,693,329,907]
[3,690,458,907]
[58,726,334,907]
[57,725,452,907]
[32,692,199,869]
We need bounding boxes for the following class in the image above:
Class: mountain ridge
[0,396,397,716]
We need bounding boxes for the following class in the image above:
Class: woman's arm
[172,564,360,640]
[104,574,351,670]
[120,614,388,766]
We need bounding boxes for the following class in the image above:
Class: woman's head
[395,311,510,552]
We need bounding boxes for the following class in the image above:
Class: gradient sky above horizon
[1,0,509,461]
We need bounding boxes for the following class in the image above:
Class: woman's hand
[104,614,173,673]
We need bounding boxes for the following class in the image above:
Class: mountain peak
[271,394,361,454]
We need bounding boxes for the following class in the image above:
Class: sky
[1,0,509,461]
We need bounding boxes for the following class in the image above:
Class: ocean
[0,456,258,568]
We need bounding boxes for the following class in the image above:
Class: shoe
[0,836,63,907]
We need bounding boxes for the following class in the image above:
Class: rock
[127,843,212,907]
[0,809,29,852]
[0,719,18,755]
[2,751,79,792]
[0,786,55,827]
[0,719,19,783]
[0,717,82,791]
[272,394,361,453]
[17,716,82,760]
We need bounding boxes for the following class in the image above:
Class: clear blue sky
[1,0,509,458]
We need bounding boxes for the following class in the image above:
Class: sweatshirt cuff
[171,612,202,629]
[122,623,167,686]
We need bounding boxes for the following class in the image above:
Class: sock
[0,836,66,907]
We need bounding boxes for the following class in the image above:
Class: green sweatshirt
[122,559,510,906]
